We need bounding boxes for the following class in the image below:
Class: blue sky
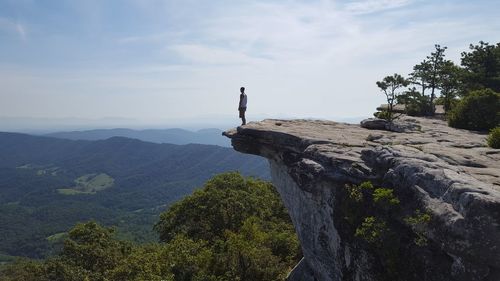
[1,0,499,126]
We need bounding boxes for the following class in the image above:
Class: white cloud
[116,31,184,44]
[169,44,271,65]
[344,0,413,14]
[15,23,26,41]
[164,1,362,66]
[0,17,27,40]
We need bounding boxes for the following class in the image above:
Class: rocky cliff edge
[224,116,500,281]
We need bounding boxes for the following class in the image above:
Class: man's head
[240,87,245,93]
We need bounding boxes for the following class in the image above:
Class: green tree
[0,222,139,281]
[218,218,289,281]
[155,172,301,281]
[37,221,133,281]
[407,45,449,115]
[439,60,462,113]
[61,221,131,274]
[0,259,46,281]
[155,173,290,243]
[109,244,173,281]
[376,73,410,121]
[461,41,500,93]
[409,59,432,97]
[397,87,431,116]
[427,45,448,113]
[161,236,214,281]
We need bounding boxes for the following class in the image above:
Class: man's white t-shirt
[240,93,247,108]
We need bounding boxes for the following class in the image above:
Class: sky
[1,0,499,129]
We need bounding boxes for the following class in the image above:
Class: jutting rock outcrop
[223,116,500,281]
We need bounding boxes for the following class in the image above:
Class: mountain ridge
[44,127,230,147]
[0,132,269,259]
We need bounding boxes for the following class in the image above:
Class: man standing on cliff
[238,87,247,126]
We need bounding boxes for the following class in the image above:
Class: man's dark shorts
[239,107,246,118]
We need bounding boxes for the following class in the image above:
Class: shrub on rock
[374,110,391,120]
[448,88,500,131]
[397,90,431,116]
[487,127,500,148]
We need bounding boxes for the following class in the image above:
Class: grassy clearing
[57,173,114,195]
[36,167,60,176]
[57,188,89,195]
[17,163,60,176]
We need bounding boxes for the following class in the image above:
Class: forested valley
[0,173,300,281]
[0,132,269,261]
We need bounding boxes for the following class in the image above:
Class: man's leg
[239,109,246,125]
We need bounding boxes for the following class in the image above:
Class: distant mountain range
[0,132,269,259]
[45,128,231,147]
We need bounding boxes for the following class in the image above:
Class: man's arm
[238,94,243,109]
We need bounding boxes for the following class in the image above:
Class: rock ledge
[224,116,500,281]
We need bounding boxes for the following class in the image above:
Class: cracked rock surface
[224,116,500,281]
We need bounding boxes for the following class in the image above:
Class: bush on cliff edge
[448,88,500,131]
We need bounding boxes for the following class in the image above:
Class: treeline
[375,41,500,131]
[0,173,301,281]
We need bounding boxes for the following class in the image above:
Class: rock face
[223,116,500,281]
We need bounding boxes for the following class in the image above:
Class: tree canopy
[461,41,500,93]
[376,41,500,118]
[376,73,410,121]
[0,173,301,281]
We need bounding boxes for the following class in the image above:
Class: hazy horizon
[1,0,499,124]
[0,114,368,133]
